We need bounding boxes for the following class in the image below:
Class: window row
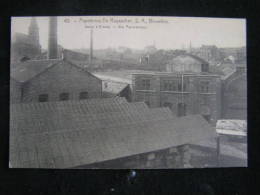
[162,80,187,91]
[139,79,211,92]
[38,92,89,102]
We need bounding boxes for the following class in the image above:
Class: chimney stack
[48,17,58,59]
[89,29,93,64]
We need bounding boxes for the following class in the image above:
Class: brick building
[133,54,221,123]
[10,97,216,168]
[10,59,102,103]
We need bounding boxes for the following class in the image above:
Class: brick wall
[20,61,102,103]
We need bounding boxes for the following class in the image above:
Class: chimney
[48,17,58,59]
[89,29,93,64]
[28,18,40,47]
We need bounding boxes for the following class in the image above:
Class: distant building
[10,97,216,168]
[10,59,102,103]
[219,47,247,63]
[166,53,210,73]
[193,45,222,63]
[133,54,221,123]
[62,49,90,68]
[11,18,42,64]
[222,64,247,119]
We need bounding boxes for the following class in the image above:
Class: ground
[190,135,247,168]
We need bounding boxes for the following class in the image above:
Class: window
[201,63,209,72]
[200,81,210,93]
[141,79,150,90]
[79,91,88,100]
[163,80,177,91]
[104,82,108,88]
[163,102,172,109]
[177,103,186,117]
[59,92,69,101]
[162,79,187,92]
[38,94,48,102]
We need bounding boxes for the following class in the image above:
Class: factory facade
[132,54,222,123]
[10,59,102,104]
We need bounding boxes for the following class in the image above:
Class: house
[10,97,216,168]
[10,59,102,103]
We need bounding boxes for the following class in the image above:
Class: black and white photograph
[9,16,247,169]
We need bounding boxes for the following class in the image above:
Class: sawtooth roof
[10,97,216,168]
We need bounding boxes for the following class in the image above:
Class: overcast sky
[11,16,246,50]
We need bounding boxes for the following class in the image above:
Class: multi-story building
[132,54,221,124]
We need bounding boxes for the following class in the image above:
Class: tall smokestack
[89,29,93,64]
[48,17,58,59]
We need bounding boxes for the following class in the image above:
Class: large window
[163,80,177,91]
[59,92,69,101]
[141,79,151,90]
[162,79,187,92]
[79,91,88,100]
[200,81,210,93]
[38,94,48,102]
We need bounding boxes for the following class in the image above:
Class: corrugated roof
[11,59,61,82]
[10,97,216,168]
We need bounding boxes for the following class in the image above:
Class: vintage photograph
[10,16,247,169]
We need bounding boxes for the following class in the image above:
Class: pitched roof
[167,53,209,66]
[10,59,101,83]
[11,59,61,82]
[10,97,216,168]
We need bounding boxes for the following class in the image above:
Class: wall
[20,61,102,103]
[10,79,22,104]
[133,74,220,123]
[76,144,192,169]
[222,70,247,119]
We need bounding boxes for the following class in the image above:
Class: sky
[11,16,246,50]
